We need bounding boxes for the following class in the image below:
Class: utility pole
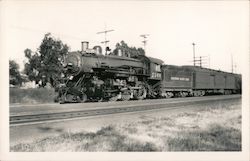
[140,34,149,54]
[231,54,234,73]
[208,54,210,68]
[234,64,237,73]
[192,42,196,66]
[199,56,202,67]
[191,56,208,68]
[97,25,114,55]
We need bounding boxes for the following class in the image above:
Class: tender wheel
[161,92,173,98]
[166,92,174,98]
[179,92,188,97]
[193,91,201,97]
[193,90,204,97]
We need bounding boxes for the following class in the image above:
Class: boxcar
[160,65,240,97]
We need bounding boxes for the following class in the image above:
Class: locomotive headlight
[64,52,82,75]
[66,54,80,67]
[69,76,74,80]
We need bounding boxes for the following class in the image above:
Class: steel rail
[9,96,240,126]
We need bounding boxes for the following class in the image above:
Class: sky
[1,0,249,73]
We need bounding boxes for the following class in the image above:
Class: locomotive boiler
[56,41,241,104]
[56,42,163,103]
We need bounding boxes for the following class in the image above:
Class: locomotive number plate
[152,72,162,79]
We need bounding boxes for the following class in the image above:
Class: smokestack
[81,41,89,52]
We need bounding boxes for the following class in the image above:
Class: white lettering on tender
[170,77,189,81]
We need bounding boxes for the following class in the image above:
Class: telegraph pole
[199,56,202,67]
[231,54,234,73]
[140,34,149,54]
[192,42,196,66]
[208,54,210,68]
[234,64,237,73]
[191,55,208,68]
[97,25,114,55]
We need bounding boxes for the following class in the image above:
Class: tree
[24,33,69,87]
[112,40,145,58]
[24,49,42,85]
[9,60,23,86]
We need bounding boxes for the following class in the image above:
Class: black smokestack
[81,41,89,52]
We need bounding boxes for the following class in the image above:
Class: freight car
[56,41,241,103]
[159,65,242,98]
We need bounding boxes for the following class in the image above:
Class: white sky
[2,0,249,73]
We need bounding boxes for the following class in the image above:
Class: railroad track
[10,95,241,126]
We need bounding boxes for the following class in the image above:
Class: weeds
[10,88,56,104]
[10,99,241,151]
[11,126,158,152]
[166,124,241,151]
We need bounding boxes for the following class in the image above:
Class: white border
[0,0,249,161]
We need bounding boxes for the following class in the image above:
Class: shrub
[10,88,56,104]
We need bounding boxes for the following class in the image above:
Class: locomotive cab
[147,57,163,80]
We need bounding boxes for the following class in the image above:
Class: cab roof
[148,56,164,65]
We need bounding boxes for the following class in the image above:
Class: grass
[10,99,241,151]
[11,126,157,152]
[166,124,241,151]
[9,88,56,104]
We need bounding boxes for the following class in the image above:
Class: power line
[190,56,209,68]
[192,42,196,66]
[140,34,149,54]
[97,25,114,55]
[234,64,237,73]
[231,54,238,73]
[231,54,234,73]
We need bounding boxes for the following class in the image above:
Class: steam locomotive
[56,41,241,103]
